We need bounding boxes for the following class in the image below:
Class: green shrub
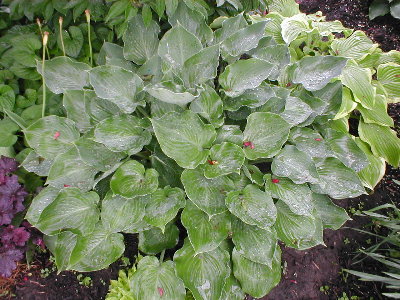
[0,0,399,298]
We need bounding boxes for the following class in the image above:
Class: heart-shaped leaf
[26,187,60,225]
[146,81,199,106]
[312,193,350,230]
[138,223,180,255]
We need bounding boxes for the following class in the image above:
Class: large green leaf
[89,65,144,113]
[98,42,136,71]
[341,60,376,109]
[312,193,350,230]
[158,24,202,70]
[37,57,90,94]
[24,116,80,159]
[281,13,314,44]
[369,0,390,20]
[46,147,98,191]
[324,129,369,172]
[58,26,84,58]
[288,127,331,158]
[358,94,394,127]
[151,111,216,169]
[310,157,366,199]
[219,58,273,97]
[377,63,400,103]
[331,30,377,59]
[225,184,276,229]
[214,14,247,44]
[174,239,230,300]
[101,192,146,233]
[190,85,224,127]
[146,81,199,106]
[36,187,99,236]
[110,160,159,198]
[231,218,277,267]
[253,44,290,80]
[21,149,53,177]
[292,56,347,91]
[243,112,291,160]
[354,138,386,190]
[123,15,160,65]
[220,275,245,300]
[26,187,60,225]
[274,201,324,250]
[215,125,243,145]
[279,96,313,126]
[272,145,319,184]
[334,86,357,120]
[358,120,400,167]
[69,223,125,272]
[232,246,281,298]
[265,175,314,216]
[63,91,92,133]
[204,142,245,179]
[181,45,220,87]
[130,256,186,300]
[44,231,77,271]
[138,223,180,255]
[94,115,151,154]
[182,201,230,254]
[220,21,268,57]
[144,186,186,232]
[181,166,235,217]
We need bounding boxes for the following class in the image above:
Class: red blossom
[53,131,60,140]
[243,141,255,149]
[314,138,322,141]
[207,160,219,165]
[272,179,280,184]
[158,287,164,296]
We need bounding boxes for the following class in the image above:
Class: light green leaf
[325,129,369,172]
[98,42,136,71]
[221,21,268,57]
[26,187,60,225]
[310,157,366,199]
[123,15,160,65]
[355,138,386,190]
[312,193,350,230]
[0,85,15,112]
[46,147,98,191]
[181,166,235,217]
[358,94,394,126]
[182,201,230,254]
[94,115,151,154]
[130,256,186,300]
[21,150,53,177]
[232,246,281,298]
[36,187,99,236]
[281,13,314,44]
[253,44,290,80]
[144,186,186,232]
[274,201,324,250]
[158,24,202,70]
[24,116,80,159]
[243,112,291,160]
[331,31,377,59]
[37,57,90,94]
[220,275,245,300]
[204,142,245,178]
[84,91,122,124]
[89,65,144,113]
[69,224,125,272]
[369,0,390,20]
[265,175,314,216]
[214,14,247,44]
[101,192,146,233]
[272,145,319,184]
[359,120,400,167]
[146,81,199,106]
[151,111,216,169]
[264,12,285,44]
[292,56,347,91]
[242,165,264,186]
[225,184,276,229]
[63,91,92,133]
[334,87,357,120]
[279,96,313,126]
[377,63,400,103]
[138,224,180,255]
[174,239,230,300]
[215,125,243,145]
[110,160,159,198]
[190,85,223,127]
[223,83,275,111]
[182,45,220,87]
[341,60,376,109]
[45,231,77,271]
[269,0,300,17]
[289,127,331,158]
[219,58,273,97]
[232,218,277,267]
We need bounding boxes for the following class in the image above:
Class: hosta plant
[18,0,400,298]
[369,0,400,20]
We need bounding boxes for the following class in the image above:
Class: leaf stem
[85,10,93,66]
[41,32,49,118]
[159,249,165,263]
[59,16,66,56]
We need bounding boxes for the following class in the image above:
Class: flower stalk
[41,31,49,118]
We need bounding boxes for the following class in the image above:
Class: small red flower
[314,138,322,141]
[23,277,29,281]
[286,82,292,87]
[207,160,219,165]
[272,179,280,184]
[158,287,164,296]
[243,141,255,149]
[53,131,60,140]
[64,184,71,187]
[395,74,400,78]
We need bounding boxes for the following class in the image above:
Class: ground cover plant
[0,0,400,299]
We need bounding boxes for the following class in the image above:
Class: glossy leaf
[377,63,400,103]
[26,187,60,225]
[138,224,180,255]
[190,85,224,127]
[312,193,350,230]
[146,81,198,106]
[331,30,376,59]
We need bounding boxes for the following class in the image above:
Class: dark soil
[297,0,400,52]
